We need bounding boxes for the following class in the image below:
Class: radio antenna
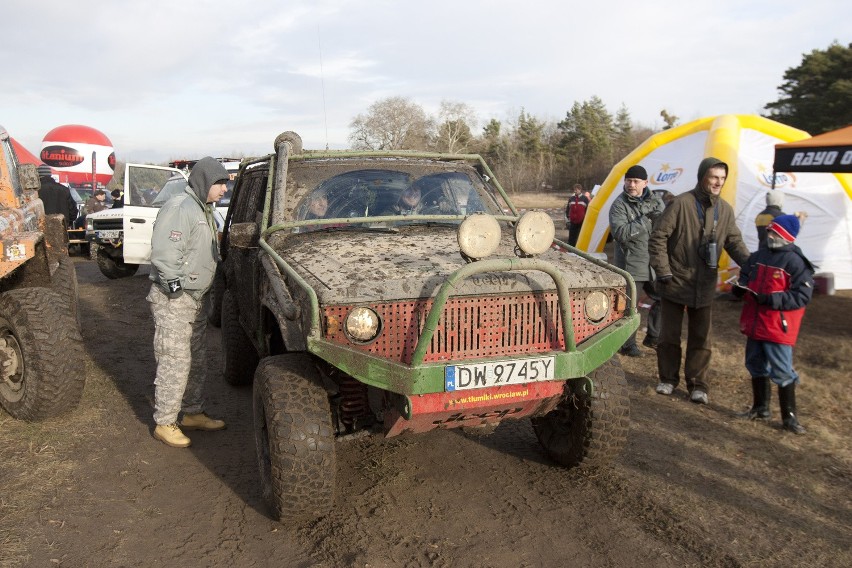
[317,24,329,150]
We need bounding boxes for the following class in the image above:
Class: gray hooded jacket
[609,185,665,281]
[149,157,229,298]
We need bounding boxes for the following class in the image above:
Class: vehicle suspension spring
[339,376,369,429]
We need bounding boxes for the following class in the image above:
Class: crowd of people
[589,158,815,435]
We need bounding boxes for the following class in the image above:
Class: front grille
[91,218,123,231]
[324,289,623,364]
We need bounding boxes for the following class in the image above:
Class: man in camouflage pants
[148,157,229,448]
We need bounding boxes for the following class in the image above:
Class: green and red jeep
[218,132,639,521]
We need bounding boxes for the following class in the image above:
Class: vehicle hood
[269,226,625,304]
[87,208,124,220]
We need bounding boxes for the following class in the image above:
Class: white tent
[578,115,852,290]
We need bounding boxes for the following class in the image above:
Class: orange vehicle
[0,125,84,420]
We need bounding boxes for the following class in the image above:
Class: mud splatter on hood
[272,226,625,305]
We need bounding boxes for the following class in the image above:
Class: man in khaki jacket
[649,157,750,404]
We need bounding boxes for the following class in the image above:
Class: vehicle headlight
[584,291,610,323]
[344,307,381,343]
[457,213,501,260]
[86,218,93,232]
[515,211,555,256]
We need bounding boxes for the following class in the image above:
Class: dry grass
[506,191,570,210]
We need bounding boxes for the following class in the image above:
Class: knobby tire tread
[253,354,336,522]
[0,288,85,420]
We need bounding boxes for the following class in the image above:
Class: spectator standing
[565,184,589,247]
[147,157,230,448]
[609,165,665,356]
[754,191,785,246]
[37,164,78,227]
[85,189,109,214]
[733,215,813,434]
[111,189,124,208]
[649,157,751,404]
[74,189,109,229]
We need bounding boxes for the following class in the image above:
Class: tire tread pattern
[532,358,630,469]
[0,288,85,420]
[253,354,336,521]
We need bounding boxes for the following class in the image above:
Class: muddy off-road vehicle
[0,125,84,420]
[218,132,639,522]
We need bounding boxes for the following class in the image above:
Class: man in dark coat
[649,157,751,404]
[37,164,78,227]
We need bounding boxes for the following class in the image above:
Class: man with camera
[649,157,750,404]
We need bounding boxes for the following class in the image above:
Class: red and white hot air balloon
[40,124,115,189]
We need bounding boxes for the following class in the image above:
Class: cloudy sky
[2,0,849,164]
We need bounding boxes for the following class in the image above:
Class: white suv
[86,160,238,279]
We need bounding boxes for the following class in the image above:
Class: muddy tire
[0,288,85,421]
[253,354,336,522]
[50,255,81,330]
[221,289,258,385]
[531,358,630,468]
[96,248,139,279]
[206,265,225,327]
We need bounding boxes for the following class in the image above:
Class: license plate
[97,230,121,239]
[445,357,555,391]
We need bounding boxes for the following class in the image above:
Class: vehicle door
[122,164,186,264]
[224,170,268,333]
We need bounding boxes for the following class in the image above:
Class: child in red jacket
[734,215,814,434]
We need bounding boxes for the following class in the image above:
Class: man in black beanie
[37,164,78,227]
[609,164,665,356]
[649,157,750,404]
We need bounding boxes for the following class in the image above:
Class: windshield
[292,168,499,231]
[150,177,188,206]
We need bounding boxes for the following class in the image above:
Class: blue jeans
[745,338,799,388]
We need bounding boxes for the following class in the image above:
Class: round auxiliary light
[457,213,501,260]
[515,211,555,256]
[584,291,610,323]
[344,307,381,343]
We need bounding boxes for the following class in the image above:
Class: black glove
[657,274,673,286]
[731,285,746,298]
[754,293,772,305]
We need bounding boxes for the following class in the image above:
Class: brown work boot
[154,424,191,448]
[180,412,226,431]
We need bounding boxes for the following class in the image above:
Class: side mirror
[19,163,41,192]
[229,222,259,248]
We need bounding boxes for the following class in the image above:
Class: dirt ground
[1,254,850,568]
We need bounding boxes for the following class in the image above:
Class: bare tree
[435,100,477,153]
[349,97,434,150]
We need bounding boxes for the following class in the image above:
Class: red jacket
[566,194,589,224]
[738,244,814,345]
